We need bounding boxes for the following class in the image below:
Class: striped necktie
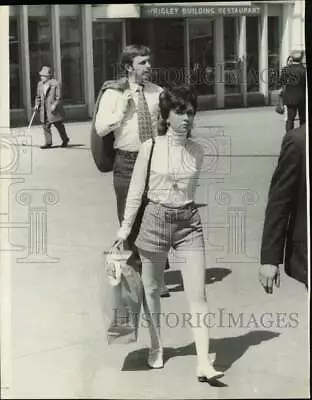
[137,85,153,143]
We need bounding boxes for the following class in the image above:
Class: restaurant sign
[141,5,261,18]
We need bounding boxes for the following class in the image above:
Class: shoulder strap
[144,139,155,195]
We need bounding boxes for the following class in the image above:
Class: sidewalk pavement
[2,107,309,398]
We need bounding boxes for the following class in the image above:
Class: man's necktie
[137,85,153,143]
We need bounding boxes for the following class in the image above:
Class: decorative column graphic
[186,132,231,253]
[16,189,59,263]
[215,189,259,263]
[0,132,32,252]
[200,179,226,252]
[227,208,247,255]
[0,178,26,251]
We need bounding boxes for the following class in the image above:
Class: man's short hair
[120,44,151,72]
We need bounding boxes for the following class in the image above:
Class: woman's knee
[143,283,161,299]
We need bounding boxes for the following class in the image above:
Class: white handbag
[105,241,132,286]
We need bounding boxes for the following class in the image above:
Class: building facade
[9,2,305,126]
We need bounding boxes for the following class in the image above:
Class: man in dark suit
[34,66,70,149]
[259,124,307,292]
[279,51,306,132]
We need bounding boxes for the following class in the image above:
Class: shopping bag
[275,93,285,115]
[275,103,285,115]
[104,242,143,344]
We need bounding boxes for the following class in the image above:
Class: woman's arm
[117,139,154,240]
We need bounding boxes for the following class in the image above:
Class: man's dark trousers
[113,150,141,249]
[286,102,306,132]
[43,109,69,145]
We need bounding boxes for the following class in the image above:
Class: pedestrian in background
[259,124,307,292]
[116,85,224,383]
[34,66,70,149]
[94,44,170,297]
[279,51,306,132]
[280,56,293,120]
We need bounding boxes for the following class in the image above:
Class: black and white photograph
[0,1,309,398]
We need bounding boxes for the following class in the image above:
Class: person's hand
[120,90,132,116]
[51,103,57,113]
[116,224,131,241]
[259,264,280,294]
[34,104,39,112]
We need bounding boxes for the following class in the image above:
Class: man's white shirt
[95,81,163,152]
[43,82,49,95]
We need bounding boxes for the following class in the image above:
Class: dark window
[28,5,53,103]
[246,17,260,92]
[189,19,215,95]
[268,16,280,90]
[10,6,23,109]
[126,19,185,87]
[60,5,84,104]
[93,21,123,98]
[224,17,240,93]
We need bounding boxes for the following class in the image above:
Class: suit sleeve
[279,66,287,88]
[94,89,126,137]
[260,133,301,266]
[54,81,62,107]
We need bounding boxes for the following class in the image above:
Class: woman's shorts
[135,200,205,253]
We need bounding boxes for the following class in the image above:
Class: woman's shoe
[160,285,170,298]
[197,363,224,383]
[147,348,164,369]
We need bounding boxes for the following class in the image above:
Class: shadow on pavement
[165,267,232,292]
[51,144,86,149]
[16,143,86,149]
[210,330,281,371]
[121,330,280,376]
[194,203,208,208]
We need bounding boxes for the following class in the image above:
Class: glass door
[188,18,215,95]
[246,16,260,92]
[28,5,53,102]
[224,17,241,94]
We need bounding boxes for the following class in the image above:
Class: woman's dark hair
[286,55,293,64]
[158,85,198,136]
[120,44,151,73]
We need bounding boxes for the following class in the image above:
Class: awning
[92,4,140,19]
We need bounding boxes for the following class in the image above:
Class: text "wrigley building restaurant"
[9,2,305,126]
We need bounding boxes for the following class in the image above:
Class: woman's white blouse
[120,135,204,236]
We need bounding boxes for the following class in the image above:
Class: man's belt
[115,149,139,160]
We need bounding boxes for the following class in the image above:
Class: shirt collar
[129,80,149,92]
